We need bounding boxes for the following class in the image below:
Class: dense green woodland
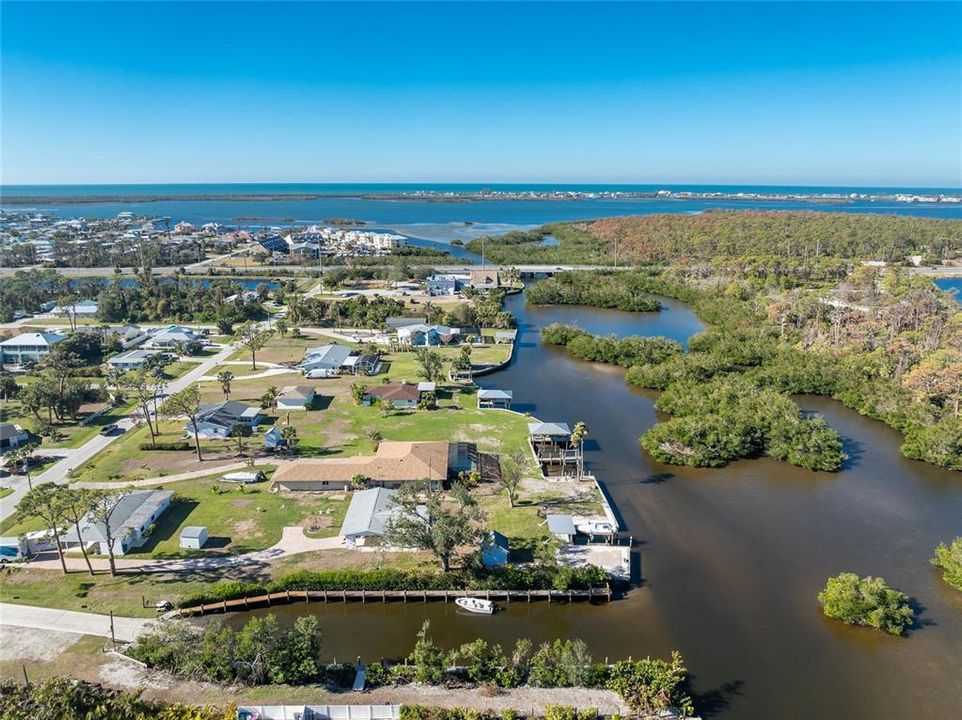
[468,210,962,266]
[533,266,962,471]
[817,573,915,635]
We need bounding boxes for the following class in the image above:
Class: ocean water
[3,184,960,250]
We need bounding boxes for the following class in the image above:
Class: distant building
[146,326,206,350]
[469,269,501,290]
[271,440,449,492]
[106,349,160,371]
[364,381,421,409]
[50,299,99,318]
[258,234,289,254]
[0,331,67,366]
[425,274,467,297]
[61,489,173,556]
[386,316,428,331]
[396,324,460,347]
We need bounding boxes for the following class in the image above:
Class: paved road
[0,342,238,522]
[0,602,152,642]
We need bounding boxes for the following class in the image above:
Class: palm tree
[260,385,280,412]
[217,370,234,400]
[571,421,588,478]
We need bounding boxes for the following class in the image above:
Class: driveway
[23,527,344,573]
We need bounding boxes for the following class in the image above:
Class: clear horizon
[2,1,960,187]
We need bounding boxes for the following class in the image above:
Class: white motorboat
[455,597,496,615]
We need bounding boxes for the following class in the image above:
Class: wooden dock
[176,585,613,617]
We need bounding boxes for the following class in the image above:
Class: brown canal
[233,292,962,719]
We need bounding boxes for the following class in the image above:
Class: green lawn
[121,473,348,559]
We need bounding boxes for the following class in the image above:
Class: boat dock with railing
[175,585,613,617]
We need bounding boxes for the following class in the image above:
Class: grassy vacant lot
[123,476,348,559]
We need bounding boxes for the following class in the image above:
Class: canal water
[236,292,962,719]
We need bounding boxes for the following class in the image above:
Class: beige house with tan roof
[277,385,316,411]
[271,441,449,491]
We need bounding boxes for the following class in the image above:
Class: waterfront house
[61,489,173,556]
[478,388,513,409]
[301,344,353,374]
[270,441,449,492]
[340,487,401,545]
[469,269,501,290]
[364,381,421,409]
[396,323,460,347]
[0,423,29,451]
[481,530,510,567]
[494,329,518,345]
[277,385,316,411]
[187,400,261,440]
[106,349,159,371]
[0,331,66,366]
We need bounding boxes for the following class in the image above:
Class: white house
[301,344,353,374]
[277,385,316,411]
[396,324,460,347]
[51,299,98,318]
[61,490,173,556]
[146,326,206,350]
[106,349,160,371]
[478,388,513,409]
[0,331,67,366]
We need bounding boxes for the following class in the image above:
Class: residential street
[0,602,152,642]
[0,341,239,522]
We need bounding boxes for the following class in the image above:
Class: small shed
[179,526,208,550]
[481,530,510,567]
[264,426,284,449]
[547,514,578,542]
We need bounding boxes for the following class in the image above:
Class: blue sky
[2,1,960,187]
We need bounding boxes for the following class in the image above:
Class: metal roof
[547,514,578,536]
[528,422,572,437]
[341,487,397,538]
[478,389,513,400]
[180,526,207,538]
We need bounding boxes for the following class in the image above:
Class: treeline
[541,324,681,367]
[0,678,232,720]
[95,275,267,328]
[470,211,962,266]
[130,618,692,717]
[542,268,962,470]
[525,271,664,312]
[177,565,611,608]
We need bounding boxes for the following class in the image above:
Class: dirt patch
[305,515,333,532]
[231,499,253,508]
[232,519,258,536]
